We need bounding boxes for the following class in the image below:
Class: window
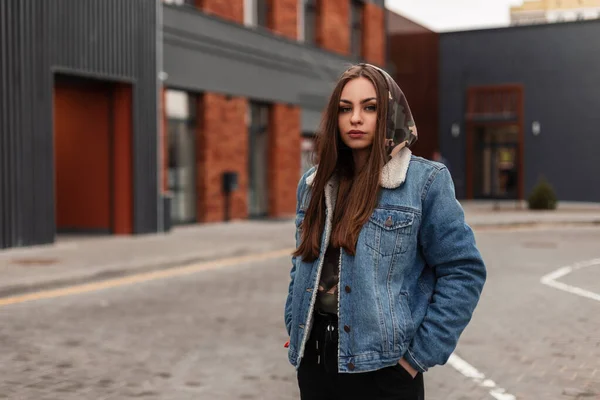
[166,90,198,225]
[257,0,268,28]
[350,0,364,59]
[162,0,196,6]
[301,0,318,44]
[248,102,270,218]
[301,136,315,174]
[244,0,255,26]
[244,0,269,28]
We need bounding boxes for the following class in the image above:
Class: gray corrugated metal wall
[439,20,600,201]
[0,0,158,249]
[1,0,52,248]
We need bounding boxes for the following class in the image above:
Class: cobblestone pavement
[453,226,600,400]
[1,226,599,399]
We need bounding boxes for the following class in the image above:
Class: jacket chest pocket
[365,209,414,256]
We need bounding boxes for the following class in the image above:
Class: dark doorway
[472,124,520,200]
[466,85,524,200]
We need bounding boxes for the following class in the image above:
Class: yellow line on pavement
[0,248,294,307]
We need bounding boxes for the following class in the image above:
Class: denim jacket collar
[304,146,412,190]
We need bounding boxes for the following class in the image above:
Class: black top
[315,245,340,315]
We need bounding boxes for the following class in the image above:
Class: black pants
[297,311,425,400]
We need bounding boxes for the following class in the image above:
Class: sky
[385,0,527,32]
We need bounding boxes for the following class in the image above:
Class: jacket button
[348,362,355,371]
[299,324,305,329]
[385,216,393,227]
[345,285,351,293]
[344,325,351,333]
[306,288,313,292]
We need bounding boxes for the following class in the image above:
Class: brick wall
[363,3,386,66]
[318,0,350,55]
[196,98,300,221]
[268,0,298,40]
[197,0,244,23]
[268,104,301,217]
[197,93,249,222]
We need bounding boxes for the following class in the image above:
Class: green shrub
[527,177,558,210]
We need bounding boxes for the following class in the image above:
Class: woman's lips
[348,130,366,139]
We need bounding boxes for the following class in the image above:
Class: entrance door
[473,124,520,200]
[466,85,524,200]
[54,78,111,233]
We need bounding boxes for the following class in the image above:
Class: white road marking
[540,258,600,302]
[448,353,517,400]
[450,257,600,400]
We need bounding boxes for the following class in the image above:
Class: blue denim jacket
[284,147,486,373]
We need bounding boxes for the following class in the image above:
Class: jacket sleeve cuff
[404,348,428,373]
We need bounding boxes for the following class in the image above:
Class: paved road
[1,226,599,399]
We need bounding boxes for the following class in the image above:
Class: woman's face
[338,76,378,153]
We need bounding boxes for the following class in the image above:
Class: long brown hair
[293,64,390,262]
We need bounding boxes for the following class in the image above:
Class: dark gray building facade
[439,20,600,202]
[0,0,159,249]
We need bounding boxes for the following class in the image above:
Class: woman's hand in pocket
[398,357,418,378]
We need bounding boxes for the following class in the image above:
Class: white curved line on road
[448,353,516,400]
[540,258,600,302]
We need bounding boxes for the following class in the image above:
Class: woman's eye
[339,107,352,113]
[365,105,377,112]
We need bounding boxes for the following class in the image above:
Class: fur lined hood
[305,146,412,190]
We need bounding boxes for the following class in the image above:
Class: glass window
[244,0,256,26]
[256,0,269,28]
[473,125,520,200]
[162,0,196,6]
[166,90,198,225]
[248,102,270,218]
[303,0,318,44]
[350,0,364,59]
[301,136,315,175]
[245,0,269,28]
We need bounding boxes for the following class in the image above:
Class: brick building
[162,0,386,225]
[0,0,387,250]
[510,0,600,25]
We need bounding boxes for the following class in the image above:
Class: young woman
[284,64,486,399]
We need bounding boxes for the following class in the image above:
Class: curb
[1,218,600,300]
[470,219,600,230]
[0,248,277,300]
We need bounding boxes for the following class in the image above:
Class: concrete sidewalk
[463,200,600,228]
[1,201,600,298]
